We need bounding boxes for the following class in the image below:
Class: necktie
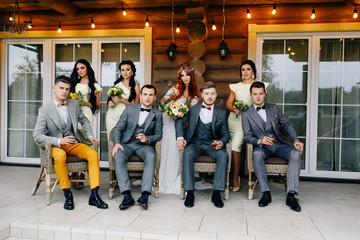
[256,105,266,111]
[201,105,211,111]
[57,102,68,107]
[141,108,151,112]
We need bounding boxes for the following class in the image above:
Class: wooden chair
[247,129,296,200]
[179,143,232,200]
[107,129,161,199]
[31,140,98,205]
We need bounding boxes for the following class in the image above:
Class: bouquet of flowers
[107,86,124,98]
[68,91,84,106]
[233,99,249,118]
[160,101,189,121]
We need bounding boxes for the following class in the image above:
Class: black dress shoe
[137,195,149,209]
[211,192,224,208]
[286,193,301,212]
[89,194,108,209]
[119,194,135,210]
[258,191,272,207]
[184,191,195,208]
[64,193,74,210]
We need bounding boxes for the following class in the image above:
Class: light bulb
[311,7,315,19]
[122,5,127,16]
[247,9,251,19]
[353,7,358,19]
[176,21,180,33]
[9,13,13,22]
[212,18,216,30]
[145,16,149,27]
[28,19,33,29]
[58,22,62,33]
[91,18,95,28]
[272,5,276,15]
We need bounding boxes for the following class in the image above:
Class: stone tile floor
[0,165,359,240]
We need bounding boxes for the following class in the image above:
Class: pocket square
[274,114,277,118]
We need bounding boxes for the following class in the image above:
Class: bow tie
[57,102,68,107]
[141,107,151,112]
[256,105,266,111]
[201,105,211,111]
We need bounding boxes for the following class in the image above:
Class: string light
[272,3,276,15]
[212,18,216,30]
[91,18,95,28]
[122,5,127,16]
[311,7,315,19]
[9,12,13,22]
[28,18,33,29]
[145,15,149,27]
[176,20,180,33]
[57,22,62,33]
[353,6,358,19]
[247,8,251,19]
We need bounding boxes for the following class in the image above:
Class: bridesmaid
[226,60,269,192]
[106,60,140,141]
[159,61,199,194]
[70,59,102,131]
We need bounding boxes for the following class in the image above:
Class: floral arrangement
[234,99,249,118]
[68,91,84,106]
[107,86,124,98]
[160,101,189,121]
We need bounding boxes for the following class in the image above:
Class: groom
[112,85,163,210]
[176,81,230,208]
[242,81,304,212]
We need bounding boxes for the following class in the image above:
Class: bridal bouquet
[107,86,124,98]
[234,99,249,118]
[68,91,84,106]
[161,101,189,121]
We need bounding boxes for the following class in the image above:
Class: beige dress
[75,82,102,130]
[228,82,269,152]
[105,81,132,141]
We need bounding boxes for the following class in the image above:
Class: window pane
[285,39,308,71]
[284,72,307,104]
[26,73,42,100]
[319,39,343,72]
[26,130,39,158]
[342,106,360,139]
[317,139,340,171]
[7,130,24,157]
[263,72,283,103]
[318,72,342,105]
[284,105,306,137]
[75,44,92,61]
[343,73,360,105]
[102,43,120,63]
[8,73,25,100]
[344,38,360,71]
[262,40,284,72]
[318,106,341,138]
[341,140,360,172]
[8,102,25,129]
[26,102,43,129]
[122,43,140,62]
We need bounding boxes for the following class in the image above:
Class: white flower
[172,108,179,115]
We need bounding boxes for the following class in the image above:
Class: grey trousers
[253,144,301,193]
[182,143,228,191]
[113,142,156,194]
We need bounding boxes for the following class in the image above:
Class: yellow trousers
[52,143,100,189]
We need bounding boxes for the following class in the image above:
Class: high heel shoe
[232,176,241,192]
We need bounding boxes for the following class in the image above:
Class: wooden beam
[38,0,78,18]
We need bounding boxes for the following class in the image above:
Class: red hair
[168,61,199,102]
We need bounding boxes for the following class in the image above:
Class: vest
[259,111,281,150]
[128,121,146,143]
[58,109,75,138]
[191,119,215,145]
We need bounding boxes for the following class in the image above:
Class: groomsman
[112,85,163,210]
[176,81,230,208]
[33,75,107,210]
[242,81,304,212]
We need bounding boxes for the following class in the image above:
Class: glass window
[7,44,43,158]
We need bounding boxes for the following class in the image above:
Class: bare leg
[231,150,241,192]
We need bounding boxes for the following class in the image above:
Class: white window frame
[0,29,152,166]
[250,23,360,179]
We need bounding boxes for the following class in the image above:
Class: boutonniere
[274,114,277,118]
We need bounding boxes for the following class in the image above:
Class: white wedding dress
[159,87,188,194]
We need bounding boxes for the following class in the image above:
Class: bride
[159,61,199,194]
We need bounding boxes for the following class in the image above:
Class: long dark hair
[240,59,257,82]
[111,60,137,103]
[168,61,199,102]
[70,59,99,114]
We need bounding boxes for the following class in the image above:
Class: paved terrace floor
[0,165,359,240]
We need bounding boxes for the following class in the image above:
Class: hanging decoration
[167,1,177,61]
[218,0,228,60]
[3,0,32,39]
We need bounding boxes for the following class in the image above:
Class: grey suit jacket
[33,99,93,146]
[112,103,163,145]
[241,103,299,146]
[175,101,230,145]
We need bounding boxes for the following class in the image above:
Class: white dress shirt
[138,105,151,126]
[254,104,267,123]
[200,104,214,124]
[54,99,68,124]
